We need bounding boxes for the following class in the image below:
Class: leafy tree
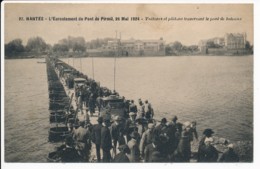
[171,41,183,51]
[58,38,69,46]
[73,42,86,52]
[56,36,86,52]
[68,36,86,52]
[245,41,251,50]
[5,39,24,56]
[53,44,69,52]
[165,45,173,55]
[206,40,216,48]
[26,36,47,52]
[188,45,199,52]
[86,37,114,49]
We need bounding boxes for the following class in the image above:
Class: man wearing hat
[129,100,137,114]
[167,116,179,156]
[197,128,215,162]
[92,117,103,162]
[101,117,113,162]
[199,128,215,149]
[197,137,218,162]
[112,144,130,162]
[127,131,141,162]
[137,99,145,117]
[60,136,82,162]
[135,114,145,137]
[154,118,168,139]
[140,123,155,158]
[111,116,125,155]
[144,100,153,120]
[73,121,91,161]
[88,93,96,117]
[124,112,137,142]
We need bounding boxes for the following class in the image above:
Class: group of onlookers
[58,111,239,163]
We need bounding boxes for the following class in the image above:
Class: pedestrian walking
[127,131,141,162]
[92,117,103,162]
[140,123,155,158]
[73,121,91,161]
[101,117,113,162]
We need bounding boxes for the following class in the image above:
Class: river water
[4,56,253,162]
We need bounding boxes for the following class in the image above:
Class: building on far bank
[107,39,120,50]
[224,33,246,49]
[198,40,208,52]
[104,37,165,56]
[213,37,225,47]
[198,32,247,54]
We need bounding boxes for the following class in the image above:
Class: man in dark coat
[124,112,137,142]
[112,144,130,162]
[154,118,168,138]
[111,116,125,155]
[92,117,103,162]
[218,144,239,162]
[198,137,219,162]
[60,136,82,162]
[197,128,215,162]
[88,94,95,116]
[129,100,137,113]
[101,117,113,162]
[166,117,178,156]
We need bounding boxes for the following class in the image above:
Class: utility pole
[80,57,82,72]
[114,30,117,91]
[92,55,94,79]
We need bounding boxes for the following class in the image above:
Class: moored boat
[49,111,66,123]
[48,126,70,142]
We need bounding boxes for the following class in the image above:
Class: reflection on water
[5,56,253,162]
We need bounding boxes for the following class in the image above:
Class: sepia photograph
[1,1,255,165]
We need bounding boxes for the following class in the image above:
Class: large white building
[224,33,246,49]
[105,38,165,55]
[198,32,247,51]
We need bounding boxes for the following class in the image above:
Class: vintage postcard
[2,1,254,166]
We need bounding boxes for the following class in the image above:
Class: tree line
[4,36,88,58]
[5,36,199,57]
[5,36,253,58]
[165,41,200,56]
[4,36,122,58]
[5,37,51,57]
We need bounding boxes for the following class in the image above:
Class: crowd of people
[51,58,240,163]
[57,109,239,163]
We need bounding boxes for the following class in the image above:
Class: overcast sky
[4,3,253,46]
